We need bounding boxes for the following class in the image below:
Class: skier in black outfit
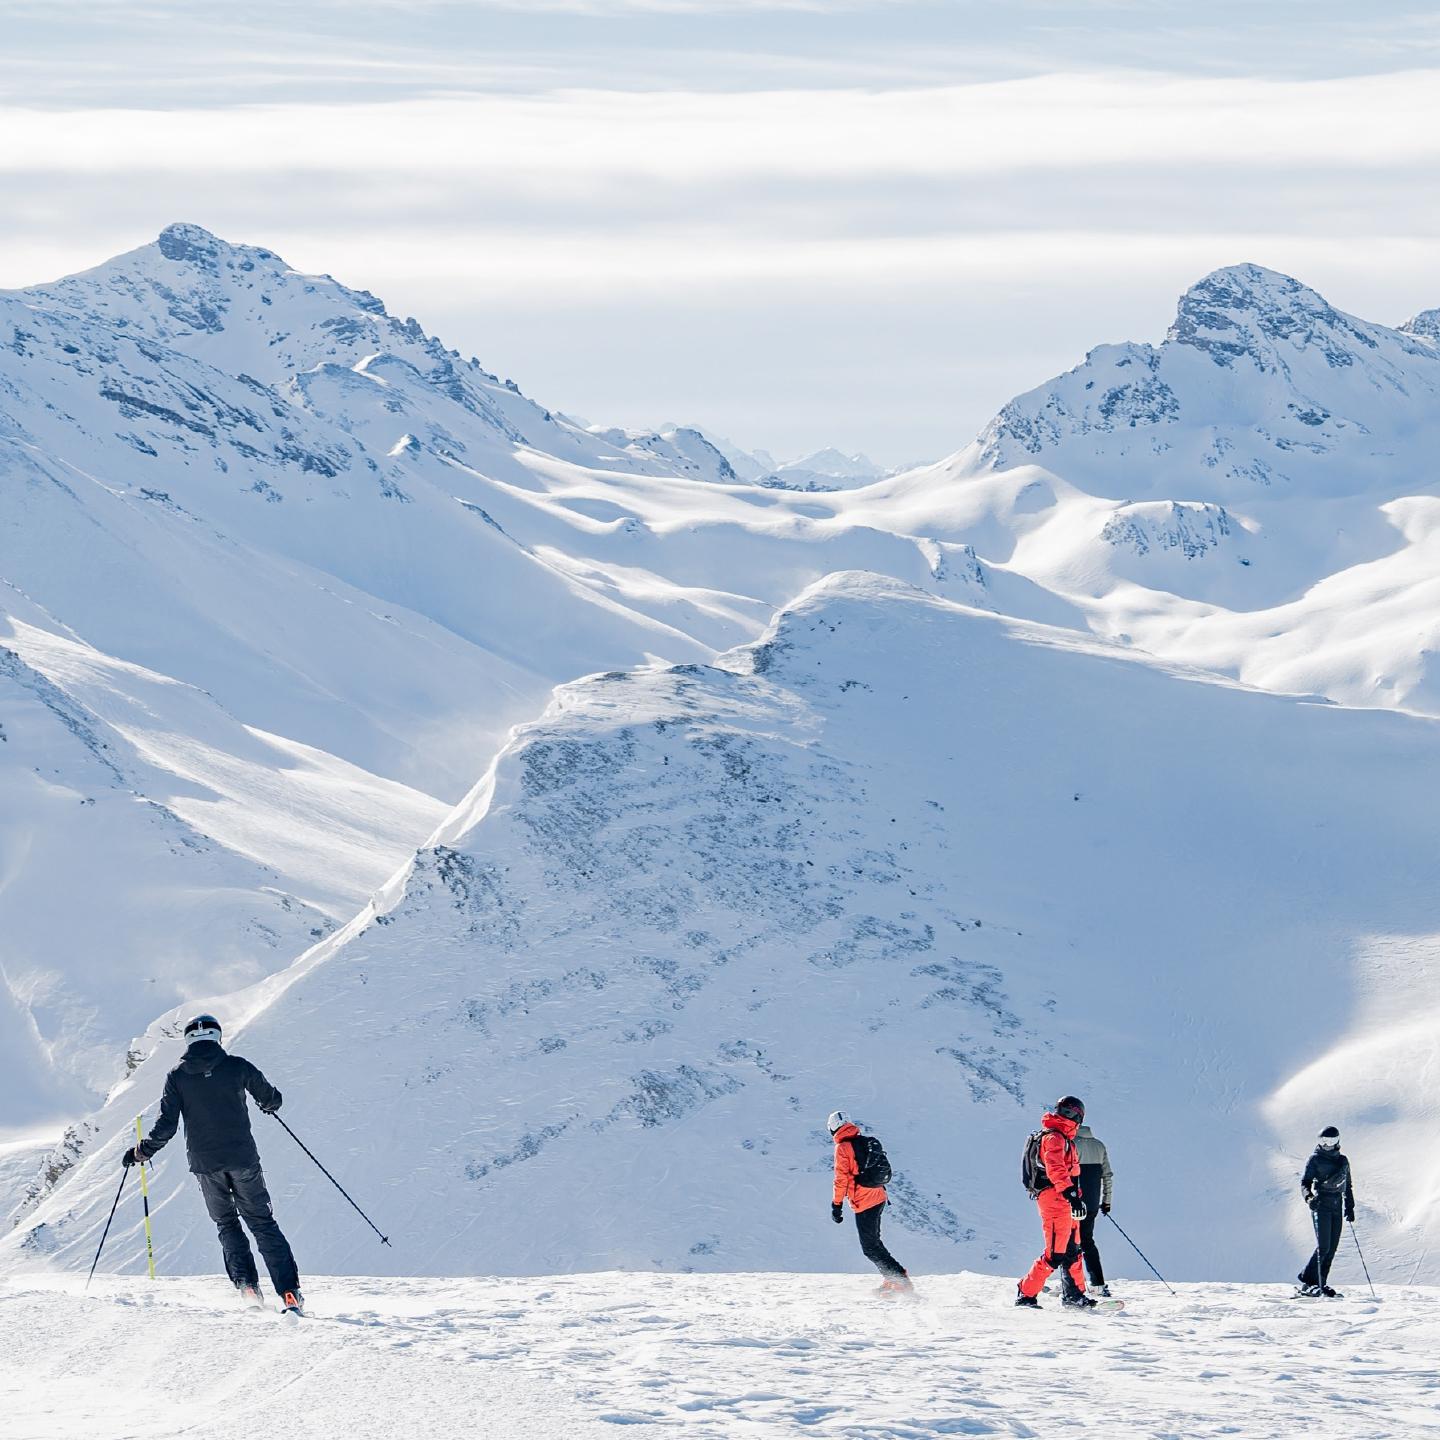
[123,1014,303,1312]
[1297,1126,1355,1297]
[1074,1122,1114,1295]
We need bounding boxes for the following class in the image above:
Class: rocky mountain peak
[1167,263,1383,372]
[1401,307,1440,342]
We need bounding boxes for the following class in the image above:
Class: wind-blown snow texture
[6,230,1440,1297]
[5,1273,1437,1440]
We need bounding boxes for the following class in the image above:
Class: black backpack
[1021,1128,1071,1197]
[847,1134,893,1188]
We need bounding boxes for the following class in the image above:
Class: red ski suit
[1018,1112,1087,1299]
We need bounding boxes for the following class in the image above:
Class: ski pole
[135,1116,156,1279]
[269,1113,391,1246]
[1104,1212,1176,1294]
[1349,1221,1378,1301]
[85,1167,130,1291]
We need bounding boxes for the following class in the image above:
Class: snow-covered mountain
[13,576,1440,1283]
[762,448,892,491]
[7,231,1440,1287]
[0,225,952,1132]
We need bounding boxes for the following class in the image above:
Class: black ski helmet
[1317,1126,1341,1150]
[1054,1095,1085,1124]
[183,1013,222,1044]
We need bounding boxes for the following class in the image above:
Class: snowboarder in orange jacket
[1016,1096,1097,1309]
[828,1111,912,1292]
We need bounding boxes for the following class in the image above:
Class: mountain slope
[13,574,1439,1282]
[0,224,966,1154]
[0,589,443,1125]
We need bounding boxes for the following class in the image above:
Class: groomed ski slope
[3,1272,1436,1440]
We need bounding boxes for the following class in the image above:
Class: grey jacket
[1074,1124,1113,1208]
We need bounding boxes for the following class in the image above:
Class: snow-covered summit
[1401,305,1440,342]
[1166,263,1416,375]
[971,261,1440,498]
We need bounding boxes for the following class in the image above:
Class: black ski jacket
[137,1040,282,1173]
[1301,1147,1355,1217]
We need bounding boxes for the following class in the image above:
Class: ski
[1067,1298,1125,1314]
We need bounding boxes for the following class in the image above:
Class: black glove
[258,1096,281,1115]
[1062,1186,1086,1220]
[1100,1202,1111,1215]
[1345,1208,1355,1224]
[121,1146,142,1168]
[831,1203,844,1224]
[1306,1191,1320,1210]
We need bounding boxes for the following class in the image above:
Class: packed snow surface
[3,1272,1435,1440]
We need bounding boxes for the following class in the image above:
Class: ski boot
[282,1289,305,1317]
[1062,1292,1099,1309]
[236,1281,264,1309]
[1014,1287,1040,1309]
[1320,1286,1342,1299]
[1096,1284,1112,1298]
[1296,1283,1322,1297]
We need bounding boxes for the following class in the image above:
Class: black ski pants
[855,1202,907,1279]
[1300,1206,1343,1288]
[196,1163,299,1295]
[1078,1172,1105,1286]
[1078,1207,1105,1287]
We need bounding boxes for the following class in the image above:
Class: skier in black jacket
[1297,1125,1355,1297]
[123,1014,302,1312]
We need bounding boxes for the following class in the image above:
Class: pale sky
[2,1,1438,464]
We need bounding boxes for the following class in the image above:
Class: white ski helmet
[1317,1126,1341,1150]
[827,1110,847,1135]
[184,1013,222,1045]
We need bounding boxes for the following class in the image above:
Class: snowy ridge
[11,575,1440,1284]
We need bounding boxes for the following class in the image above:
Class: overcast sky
[3,1,1438,464]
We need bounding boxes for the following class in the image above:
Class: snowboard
[1076,1298,1125,1315]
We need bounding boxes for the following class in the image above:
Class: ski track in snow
[4,1272,1438,1440]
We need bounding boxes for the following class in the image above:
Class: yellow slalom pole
[135,1115,156,1280]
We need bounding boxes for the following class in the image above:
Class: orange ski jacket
[1036,1111,1081,1192]
[832,1121,887,1213]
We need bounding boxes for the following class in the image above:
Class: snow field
[4,1272,1436,1440]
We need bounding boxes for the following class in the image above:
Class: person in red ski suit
[1016,1096,1096,1309]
